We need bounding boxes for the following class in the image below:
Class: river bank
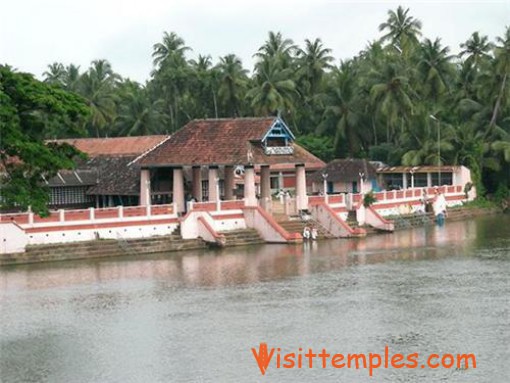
[1,205,504,267]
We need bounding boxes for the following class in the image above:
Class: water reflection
[0,216,509,383]
[0,218,486,293]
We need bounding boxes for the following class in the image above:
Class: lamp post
[322,172,329,204]
[429,115,441,186]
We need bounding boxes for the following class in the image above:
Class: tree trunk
[490,72,507,127]
[372,117,378,146]
[212,88,218,118]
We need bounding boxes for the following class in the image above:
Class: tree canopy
[3,6,509,197]
[0,65,90,214]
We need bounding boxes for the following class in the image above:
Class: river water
[1,215,509,383]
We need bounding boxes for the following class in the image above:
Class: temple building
[310,159,378,194]
[138,117,325,213]
[375,165,472,190]
[48,135,169,209]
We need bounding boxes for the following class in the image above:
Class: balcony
[264,146,294,155]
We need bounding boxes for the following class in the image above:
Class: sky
[1,0,509,83]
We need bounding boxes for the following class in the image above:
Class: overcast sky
[1,0,508,83]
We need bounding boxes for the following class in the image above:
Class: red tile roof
[140,118,325,170]
[55,135,169,157]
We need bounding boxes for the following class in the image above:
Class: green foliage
[0,66,89,215]
[461,197,498,209]
[363,191,377,207]
[296,134,334,162]
[28,9,510,197]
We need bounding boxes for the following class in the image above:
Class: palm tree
[79,60,119,137]
[320,62,363,157]
[490,27,510,127]
[459,32,493,70]
[417,38,455,100]
[189,55,219,118]
[369,59,414,143]
[216,54,248,117]
[247,59,296,116]
[379,6,422,54]
[115,82,167,136]
[151,32,193,131]
[43,63,66,86]
[152,32,191,69]
[296,38,334,95]
[254,31,296,69]
[401,112,454,166]
[63,64,81,92]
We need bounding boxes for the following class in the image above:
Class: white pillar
[224,165,235,200]
[278,172,284,190]
[402,173,408,189]
[208,166,219,202]
[139,169,151,206]
[411,173,415,189]
[173,167,185,214]
[244,165,257,207]
[295,164,308,211]
[323,177,329,204]
[192,166,202,202]
[427,172,432,187]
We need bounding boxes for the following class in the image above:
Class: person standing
[311,226,318,241]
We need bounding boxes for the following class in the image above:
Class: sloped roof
[47,169,97,187]
[85,156,140,196]
[140,117,324,170]
[311,159,377,183]
[56,135,169,157]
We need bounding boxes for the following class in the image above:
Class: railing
[190,199,244,212]
[264,146,294,155]
[0,204,176,228]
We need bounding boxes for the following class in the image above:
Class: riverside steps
[219,229,264,247]
[0,180,490,265]
[0,236,207,266]
[277,220,336,239]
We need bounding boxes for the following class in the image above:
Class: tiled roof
[47,169,98,187]
[140,118,325,170]
[85,156,140,196]
[56,135,169,157]
[310,159,377,183]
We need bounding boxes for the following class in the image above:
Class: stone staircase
[346,211,382,235]
[1,230,207,266]
[278,219,336,239]
[218,229,264,247]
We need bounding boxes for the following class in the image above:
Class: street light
[429,115,441,186]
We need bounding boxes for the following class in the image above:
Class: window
[50,186,93,206]
[431,172,452,186]
[383,174,404,189]
[270,176,280,190]
[413,173,428,187]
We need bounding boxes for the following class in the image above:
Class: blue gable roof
[261,117,296,143]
